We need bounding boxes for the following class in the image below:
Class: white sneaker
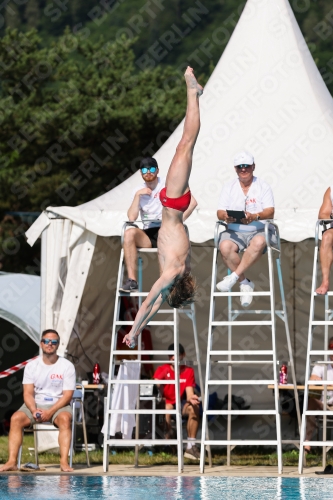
[240,280,255,307]
[216,273,239,292]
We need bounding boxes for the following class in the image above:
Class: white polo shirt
[132,177,165,229]
[217,176,274,232]
[312,363,333,405]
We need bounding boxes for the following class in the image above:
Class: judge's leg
[0,411,31,471]
[316,229,333,294]
[123,228,152,282]
[304,398,324,451]
[54,410,73,472]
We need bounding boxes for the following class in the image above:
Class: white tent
[0,273,40,345]
[26,0,333,377]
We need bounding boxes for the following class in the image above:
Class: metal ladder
[299,219,333,473]
[103,221,210,472]
[200,221,301,473]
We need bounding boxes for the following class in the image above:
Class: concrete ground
[1,464,331,477]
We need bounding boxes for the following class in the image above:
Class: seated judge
[216,150,275,307]
[153,343,200,460]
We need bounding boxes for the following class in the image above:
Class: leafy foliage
[0,29,187,211]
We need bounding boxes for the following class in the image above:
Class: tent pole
[40,228,47,344]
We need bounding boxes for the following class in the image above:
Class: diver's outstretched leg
[165,66,203,198]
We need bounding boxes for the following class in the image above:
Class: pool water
[0,476,331,499]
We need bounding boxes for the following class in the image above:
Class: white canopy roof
[0,273,40,345]
[27,0,333,249]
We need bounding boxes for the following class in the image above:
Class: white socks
[239,278,250,285]
[187,437,196,450]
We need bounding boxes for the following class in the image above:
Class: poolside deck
[2,464,330,477]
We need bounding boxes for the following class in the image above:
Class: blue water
[0,476,332,499]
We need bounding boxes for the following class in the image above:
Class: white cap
[234,150,254,166]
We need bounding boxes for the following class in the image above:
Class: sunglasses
[41,339,59,345]
[141,166,157,174]
[236,164,253,169]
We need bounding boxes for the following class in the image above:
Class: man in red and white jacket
[153,343,200,460]
[0,329,76,472]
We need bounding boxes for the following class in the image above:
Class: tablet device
[226,210,246,223]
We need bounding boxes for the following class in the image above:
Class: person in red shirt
[153,343,200,460]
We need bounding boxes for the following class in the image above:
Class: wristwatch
[256,214,261,221]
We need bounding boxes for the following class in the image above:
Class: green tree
[5,3,21,30]
[25,0,40,29]
[0,28,187,213]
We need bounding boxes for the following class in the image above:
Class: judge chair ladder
[200,220,301,474]
[299,219,333,473]
[103,221,211,473]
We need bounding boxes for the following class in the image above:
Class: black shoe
[119,279,138,292]
[184,445,200,460]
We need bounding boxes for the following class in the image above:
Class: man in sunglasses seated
[121,157,196,292]
[216,151,275,307]
[0,329,76,472]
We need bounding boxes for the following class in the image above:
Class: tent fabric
[26,0,333,248]
[42,218,97,356]
[0,274,40,345]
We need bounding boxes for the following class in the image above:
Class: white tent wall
[66,236,121,374]
[41,218,97,355]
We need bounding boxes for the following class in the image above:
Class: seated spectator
[216,150,275,307]
[0,329,76,472]
[120,157,197,292]
[316,187,333,295]
[304,336,333,453]
[153,343,200,460]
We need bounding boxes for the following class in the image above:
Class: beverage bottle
[93,363,101,384]
[279,364,288,384]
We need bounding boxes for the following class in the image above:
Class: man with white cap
[216,151,275,306]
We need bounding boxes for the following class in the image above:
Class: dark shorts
[144,227,160,248]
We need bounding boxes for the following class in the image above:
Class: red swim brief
[159,188,191,212]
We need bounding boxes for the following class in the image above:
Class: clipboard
[226,210,246,223]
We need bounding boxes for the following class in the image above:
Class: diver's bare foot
[316,282,329,294]
[0,461,18,471]
[60,462,74,472]
[184,66,203,96]
[122,333,138,349]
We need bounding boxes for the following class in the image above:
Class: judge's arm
[183,194,198,221]
[318,188,332,219]
[23,384,37,416]
[217,209,227,220]
[217,186,234,222]
[185,386,200,406]
[39,390,74,423]
[243,206,274,223]
[127,188,152,221]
